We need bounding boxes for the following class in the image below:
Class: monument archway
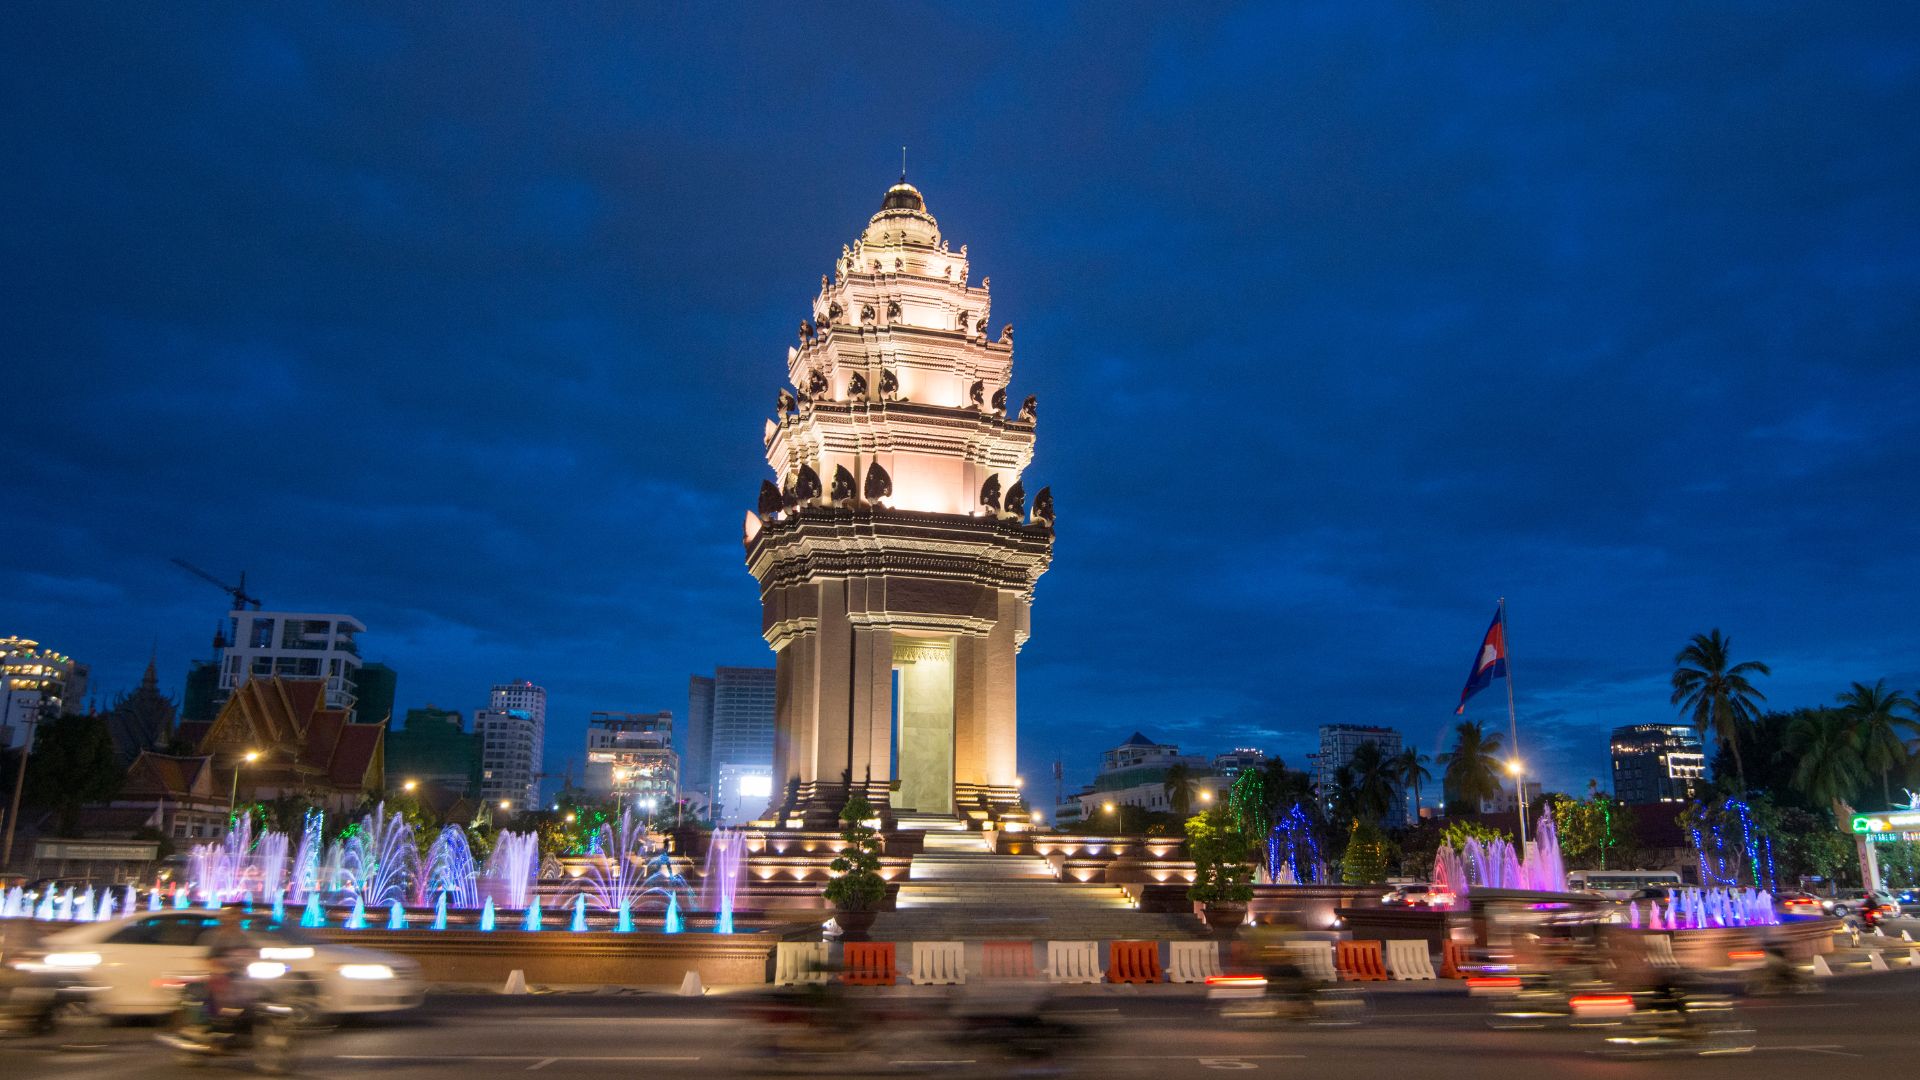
[893,638,954,816]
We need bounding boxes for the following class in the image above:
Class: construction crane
[171,558,263,611]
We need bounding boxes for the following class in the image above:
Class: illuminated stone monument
[745,179,1053,829]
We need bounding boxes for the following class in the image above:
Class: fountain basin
[303,924,811,986]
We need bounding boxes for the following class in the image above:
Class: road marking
[1759,1044,1862,1058]
[335,1054,700,1063]
[528,1058,555,1070]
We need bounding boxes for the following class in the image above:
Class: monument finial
[901,145,907,182]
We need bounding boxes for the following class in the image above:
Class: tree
[1784,708,1872,887]
[1226,767,1274,842]
[1185,807,1256,905]
[1346,741,1398,823]
[1670,629,1770,791]
[1550,792,1638,870]
[1835,680,1918,806]
[1392,748,1432,821]
[1439,720,1504,814]
[1440,818,1510,848]
[1163,762,1198,818]
[23,713,123,835]
[1341,818,1394,884]
[823,793,887,911]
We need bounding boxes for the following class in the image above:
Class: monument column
[745,178,1054,829]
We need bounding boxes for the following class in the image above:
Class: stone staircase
[870,817,1205,941]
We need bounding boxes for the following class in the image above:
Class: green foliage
[1341,818,1394,884]
[823,793,887,911]
[1783,708,1868,813]
[1549,792,1639,870]
[1670,629,1771,790]
[1440,818,1509,849]
[1185,806,1256,904]
[1835,680,1919,806]
[1439,720,1504,813]
[1162,763,1197,818]
[1344,741,1398,823]
[24,713,123,834]
[1875,840,1920,889]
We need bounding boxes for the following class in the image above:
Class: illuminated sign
[1849,810,1920,834]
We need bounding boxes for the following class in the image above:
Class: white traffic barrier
[502,969,529,995]
[1868,951,1890,972]
[1285,940,1338,982]
[1168,940,1222,984]
[1045,940,1104,984]
[1810,954,1833,978]
[1384,939,1437,981]
[677,971,706,996]
[774,941,832,986]
[910,941,967,985]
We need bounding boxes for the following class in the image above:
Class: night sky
[6,4,1919,803]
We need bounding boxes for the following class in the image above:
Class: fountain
[663,892,682,934]
[387,899,408,930]
[345,897,366,929]
[419,825,481,909]
[479,897,496,932]
[571,894,588,932]
[524,897,543,932]
[617,901,632,933]
[338,804,419,908]
[433,894,447,930]
[485,831,539,910]
[702,828,745,934]
[301,895,324,928]
[290,809,324,902]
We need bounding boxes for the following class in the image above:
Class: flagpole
[1501,597,1528,848]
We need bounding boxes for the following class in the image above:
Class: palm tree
[1392,748,1432,822]
[1439,720,1504,813]
[1163,762,1198,817]
[1836,680,1920,806]
[1346,741,1397,823]
[1786,707,1869,864]
[1670,629,1771,791]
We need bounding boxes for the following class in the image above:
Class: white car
[32,909,423,1018]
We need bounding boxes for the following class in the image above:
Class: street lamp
[402,779,418,793]
[228,750,260,813]
[1199,789,1213,804]
[1506,759,1529,846]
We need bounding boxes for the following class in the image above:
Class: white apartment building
[217,612,364,713]
[1,637,88,750]
[477,681,545,811]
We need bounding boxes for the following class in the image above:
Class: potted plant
[1186,806,1256,933]
[824,793,887,939]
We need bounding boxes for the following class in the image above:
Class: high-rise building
[1,636,87,750]
[1312,724,1409,823]
[387,706,480,798]
[347,662,398,725]
[744,179,1054,828]
[687,667,776,825]
[476,681,545,810]
[1211,748,1268,778]
[214,611,366,717]
[1609,724,1706,804]
[584,711,677,811]
[685,675,715,798]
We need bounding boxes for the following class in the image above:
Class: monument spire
[745,175,1053,828]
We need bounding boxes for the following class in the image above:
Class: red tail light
[1206,975,1268,988]
[1468,976,1522,990]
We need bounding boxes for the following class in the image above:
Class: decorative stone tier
[306,922,812,987]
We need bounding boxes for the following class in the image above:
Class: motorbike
[157,964,318,1075]
[1598,983,1754,1058]
[1209,972,1373,1026]
[0,937,105,1045]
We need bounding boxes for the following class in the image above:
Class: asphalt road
[5,971,1916,1079]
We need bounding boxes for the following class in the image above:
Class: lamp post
[1,682,35,870]
[402,779,418,794]
[228,750,260,814]
[1102,801,1117,835]
[1507,759,1529,847]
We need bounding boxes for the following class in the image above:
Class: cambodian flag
[1455,606,1508,714]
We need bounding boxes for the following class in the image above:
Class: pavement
[5,968,1918,1079]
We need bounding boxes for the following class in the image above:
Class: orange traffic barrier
[841,941,897,986]
[1335,939,1387,981]
[1440,941,1471,979]
[982,941,1038,980]
[1108,940,1164,984]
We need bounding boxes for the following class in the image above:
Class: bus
[1566,869,1683,900]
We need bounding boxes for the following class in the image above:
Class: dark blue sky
[6,3,1919,801]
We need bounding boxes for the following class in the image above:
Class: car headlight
[260,947,314,961]
[247,961,288,980]
[40,951,102,970]
[338,963,396,980]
